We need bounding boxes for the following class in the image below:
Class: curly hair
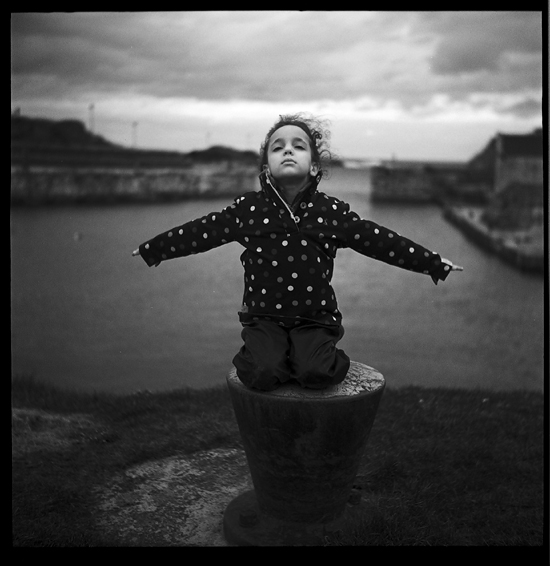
[259,113,333,179]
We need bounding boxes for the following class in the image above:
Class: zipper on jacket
[265,175,300,229]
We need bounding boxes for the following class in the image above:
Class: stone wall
[11,161,259,205]
[481,182,544,230]
[370,165,435,203]
[495,155,543,193]
[370,163,492,205]
[444,206,543,274]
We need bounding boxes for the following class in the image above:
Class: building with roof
[468,128,544,230]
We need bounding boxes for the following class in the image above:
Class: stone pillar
[223,361,385,546]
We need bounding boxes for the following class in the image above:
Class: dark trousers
[232,320,350,391]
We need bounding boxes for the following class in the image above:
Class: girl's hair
[259,113,333,179]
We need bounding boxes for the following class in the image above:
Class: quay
[443,206,544,275]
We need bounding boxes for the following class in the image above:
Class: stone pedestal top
[227,361,384,398]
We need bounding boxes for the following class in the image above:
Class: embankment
[369,163,487,204]
[370,165,434,203]
[443,206,544,275]
[11,161,259,205]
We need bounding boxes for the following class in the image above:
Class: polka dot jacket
[138,170,451,328]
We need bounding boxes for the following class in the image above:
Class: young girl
[133,113,463,391]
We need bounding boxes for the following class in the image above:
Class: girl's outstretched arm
[131,195,247,268]
[332,197,462,285]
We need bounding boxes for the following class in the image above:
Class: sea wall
[11,161,259,205]
[370,165,434,203]
[370,163,488,204]
[443,206,543,275]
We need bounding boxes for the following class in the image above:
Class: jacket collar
[259,170,321,207]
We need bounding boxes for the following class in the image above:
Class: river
[10,168,544,394]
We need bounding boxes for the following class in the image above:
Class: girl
[133,113,463,391]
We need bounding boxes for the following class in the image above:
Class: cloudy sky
[10,11,544,162]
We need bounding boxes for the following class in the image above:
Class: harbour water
[10,168,544,394]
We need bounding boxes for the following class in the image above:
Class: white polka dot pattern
[137,173,450,325]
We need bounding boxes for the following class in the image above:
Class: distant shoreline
[10,162,258,205]
[443,206,544,275]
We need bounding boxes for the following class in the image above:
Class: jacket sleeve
[334,200,451,284]
[137,198,243,267]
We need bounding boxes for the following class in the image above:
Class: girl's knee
[240,369,285,391]
[233,360,289,391]
[233,322,290,391]
[232,330,290,391]
[292,349,350,389]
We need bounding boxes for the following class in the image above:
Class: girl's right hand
[132,247,160,267]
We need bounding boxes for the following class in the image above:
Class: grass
[11,374,545,547]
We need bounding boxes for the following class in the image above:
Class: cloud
[420,11,542,75]
[9,12,425,102]
[10,10,543,155]
[498,97,543,119]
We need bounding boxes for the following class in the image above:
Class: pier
[443,206,544,275]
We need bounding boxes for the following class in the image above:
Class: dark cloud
[501,97,543,118]
[419,11,542,75]
[10,11,543,120]
[399,11,544,117]
[10,12,393,102]
[11,13,144,96]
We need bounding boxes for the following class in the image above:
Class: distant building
[469,128,544,230]
[469,128,543,192]
[362,128,544,211]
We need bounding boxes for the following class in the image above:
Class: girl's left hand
[441,257,463,272]
[431,258,463,284]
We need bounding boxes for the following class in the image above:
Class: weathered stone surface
[94,448,252,546]
[444,206,543,274]
[11,162,258,204]
[228,361,385,398]
[224,362,385,544]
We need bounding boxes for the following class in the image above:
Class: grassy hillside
[11,114,259,169]
[11,374,544,547]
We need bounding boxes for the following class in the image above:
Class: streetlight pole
[132,121,138,148]
[88,103,95,133]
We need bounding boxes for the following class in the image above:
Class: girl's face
[266,125,318,184]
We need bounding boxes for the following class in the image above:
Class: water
[10,168,544,394]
